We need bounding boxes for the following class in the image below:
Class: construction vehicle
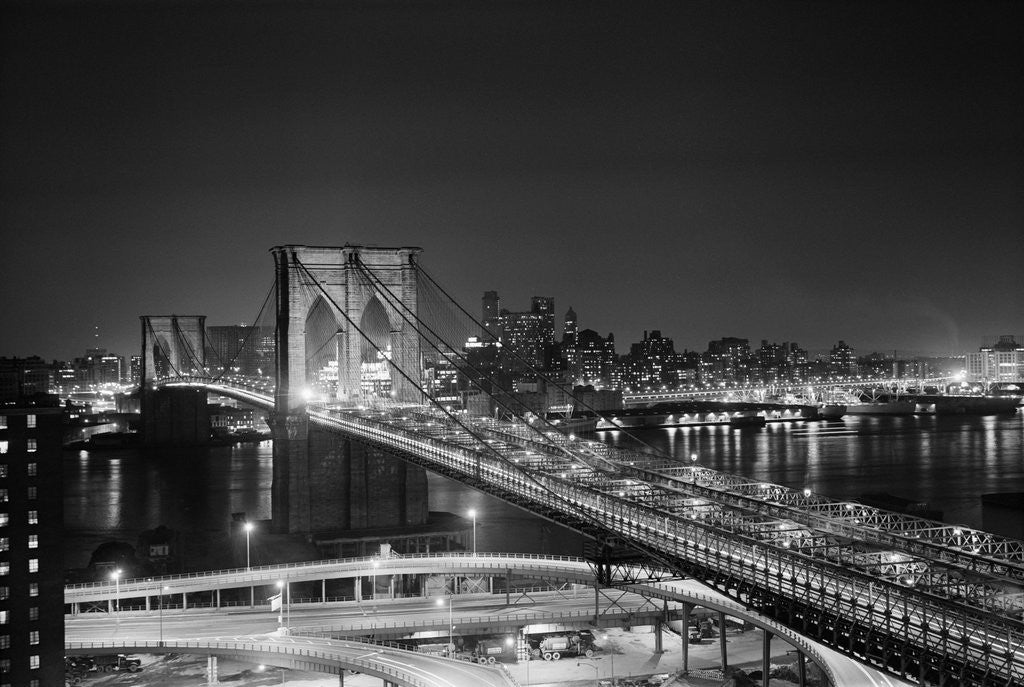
[473,638,516,664]
[87,655,142,673]
[537,632,596,660]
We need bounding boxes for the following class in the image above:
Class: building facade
[0,395,63,687]
[965,335,1024,382]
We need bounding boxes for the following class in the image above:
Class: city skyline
[2,1,1022,361]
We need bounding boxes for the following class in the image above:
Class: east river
[63,412,1024,572]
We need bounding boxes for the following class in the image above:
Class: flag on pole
[269,593,282,611]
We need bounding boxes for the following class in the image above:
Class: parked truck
[88,655,142,673]
[536,632,596,660]
[473,638,516,664]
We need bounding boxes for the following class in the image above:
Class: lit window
[0,491,6,503]
[28,559,38,573]
[27,439,36,453]
[26,415,36,428]
[0,538,7,551]
[27,487,36,500]
[0,513,7,527]
[0,465,6,477]
[0,658,10,672]
[28,583,37,597]
[0,588,7,600]
[29,630,38,645]
[28,534,37,549]
[0,442,6,454]
[0,416,5,428]
[26,463,36,477]
[27,510,37,525]
[0,635,7,648]
[0,563,7,576]
[29,655,39,669]
[31,680,39,687]
[28,607,38,621]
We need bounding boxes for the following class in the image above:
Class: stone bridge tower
[269,245,428,534]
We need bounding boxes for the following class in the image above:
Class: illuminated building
[0,394,64,686]
[966,335,1024,382]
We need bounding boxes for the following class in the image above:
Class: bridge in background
[133,245,1023,687]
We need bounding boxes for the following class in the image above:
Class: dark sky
[2,0,1022,362]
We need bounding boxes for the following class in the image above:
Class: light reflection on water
[64,414,1024,568]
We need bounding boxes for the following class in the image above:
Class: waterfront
[63,412,1024,572]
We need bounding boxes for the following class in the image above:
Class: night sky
[2,0,1022,362]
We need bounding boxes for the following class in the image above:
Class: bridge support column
[206,656,218,684]
[681,604,691,673]
[271,418,428,535]
[355,577,362,602]
[718,611,727,671]
[797,650,806,687]
[182,592,187,610]
[145,596,151,611]
[761,631,772,686]
[654,619,663,653]
[322,579,327,601]
[215,589,220,608]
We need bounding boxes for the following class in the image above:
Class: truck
[87,655,142,673]
[472,638,515,664]
[536,632,596,660]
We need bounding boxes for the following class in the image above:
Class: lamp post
[158,585,169,646]
[467,509,477,555]
[372,559,379,601]
[690,452,698,484]
[276,580,291,632]
[243,522,254,570]
[576,660,600,687]
[110,569,122,613]
[602,634,616,685]
[436,595,453,655]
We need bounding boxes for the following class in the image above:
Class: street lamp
[467,509,477,555]
[110,569,122,613]
[436,595,454,656]
[690,452,698,484]
[602,634,616,685]
[276,580,291,632]
[158,585,169,646]
[243,522,255,570]
[576,660,600,687]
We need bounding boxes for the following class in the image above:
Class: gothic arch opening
[359,296,393,395]
[305,296,341,394]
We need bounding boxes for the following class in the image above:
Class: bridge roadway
[66,557,908,686]
[162,380,1024,686]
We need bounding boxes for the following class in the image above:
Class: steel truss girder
[310,407,1024,687]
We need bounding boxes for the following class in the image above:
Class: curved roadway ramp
[65,634,516,687]
[66,553,910,687]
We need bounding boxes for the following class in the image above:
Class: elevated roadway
[155,379,1024,686]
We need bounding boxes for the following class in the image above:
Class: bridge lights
[276,579,291,632]
[690,452,698,484]
[802,487,812,498]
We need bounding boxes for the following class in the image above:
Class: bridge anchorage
[142,243,1024,687]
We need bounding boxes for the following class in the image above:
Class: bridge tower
[271,244,423,408]
[138,315,210,446]
[269,245,428,535]
[139,315,207,386]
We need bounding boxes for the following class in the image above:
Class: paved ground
[71,626,810,687]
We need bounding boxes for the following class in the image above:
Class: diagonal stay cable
[292,257,609,527]
[353,258,616,471]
